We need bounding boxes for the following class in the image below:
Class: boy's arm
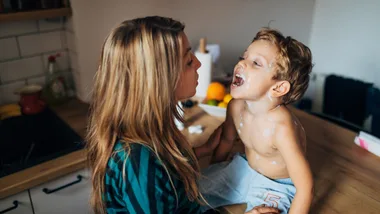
[274,123,314,214]
[210,99,238,163]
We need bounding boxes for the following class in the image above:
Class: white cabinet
[0,191,33,214]
[30,169,93,214]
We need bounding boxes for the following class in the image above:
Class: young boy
[198,28,314,214]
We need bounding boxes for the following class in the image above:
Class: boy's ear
[270,81,290,98]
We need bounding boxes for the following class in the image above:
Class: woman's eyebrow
[184,47,191,57]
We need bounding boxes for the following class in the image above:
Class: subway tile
[0,56,44,82]
[0,38,19,61]
[42,50,70,71]
[72,71,85,100]
[60,30,67,49]
[69,51,79,71]
[18,31,62,56]
[72,70,81,92]
[64,17,75,32]
[0,81,25,104]
[38,18,64,31]
[0,20,37,37]
[27,75,46,86]
[75,72,94,103]
[60,71,75,97]
[65,31,77,52]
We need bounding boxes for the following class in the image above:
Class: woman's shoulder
[106,141,162,179]
[113,141,154,160]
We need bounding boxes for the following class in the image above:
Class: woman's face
[175,32,201,100]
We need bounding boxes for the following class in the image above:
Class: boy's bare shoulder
[270,106,306,148]
[268,105,294,124]
[269,106,299,136]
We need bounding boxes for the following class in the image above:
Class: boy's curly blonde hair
[253,28,313,105]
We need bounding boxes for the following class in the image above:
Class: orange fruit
[206,82,226,101]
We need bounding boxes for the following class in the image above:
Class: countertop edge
[0,148,87,199]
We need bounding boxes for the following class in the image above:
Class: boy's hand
[245,204,280,214]
[194,124,223,159]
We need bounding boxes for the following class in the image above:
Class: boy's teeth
[236,73,245,81]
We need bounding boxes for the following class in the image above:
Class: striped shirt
[104,141,202,214]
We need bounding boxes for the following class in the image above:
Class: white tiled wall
[64,17,80,98]
[0,57,44,82]
[0,38,19,60]
[0,18,76,104]
[18,31,63,56]
[0,81,26,104]
[0,21,37,37]
[38,19,64,31]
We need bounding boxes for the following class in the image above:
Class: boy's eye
[239,56,245,61]
[253,61,261,67]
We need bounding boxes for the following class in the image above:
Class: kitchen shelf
[0,8,72,22]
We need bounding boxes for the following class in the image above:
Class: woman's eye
[187,59,193,66]
[239,56,245,61]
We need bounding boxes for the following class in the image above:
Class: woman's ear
[270,81,290,98]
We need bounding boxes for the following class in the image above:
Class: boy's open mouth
[233,73,245,87]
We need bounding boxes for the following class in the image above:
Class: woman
[86,16,280,214]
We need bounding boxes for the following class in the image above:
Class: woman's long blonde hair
[86,16,201,213]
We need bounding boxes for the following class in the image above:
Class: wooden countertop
[1,99,380,214]
[217,108,380,214]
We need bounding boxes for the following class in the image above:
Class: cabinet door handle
[43,175,83,194]
[0,201,19,214]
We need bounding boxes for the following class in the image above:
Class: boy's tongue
[233,66,245,87]
[233,74,244,86]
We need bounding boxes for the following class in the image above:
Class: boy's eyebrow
[254,53,269,64]
[184,47,191,57]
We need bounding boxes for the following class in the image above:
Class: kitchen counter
[1,99,380,213]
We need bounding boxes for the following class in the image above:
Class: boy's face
[231,40,278,101]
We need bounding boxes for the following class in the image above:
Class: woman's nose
[194,55,202,69]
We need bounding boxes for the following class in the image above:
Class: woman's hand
[194,123,223,159]
[245,205,280,214]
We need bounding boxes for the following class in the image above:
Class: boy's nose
[237,61,247,69]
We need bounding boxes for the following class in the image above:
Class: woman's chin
[186,90,197,100]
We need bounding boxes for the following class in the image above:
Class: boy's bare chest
[233,112,277,154]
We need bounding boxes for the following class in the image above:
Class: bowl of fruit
[198,82,232,118]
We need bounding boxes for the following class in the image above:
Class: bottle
[43,53,68,105]
[0,0,4,13]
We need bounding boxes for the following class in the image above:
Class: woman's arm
[193,124,223,159]
[210,99,238,163]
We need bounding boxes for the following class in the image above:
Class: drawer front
[0,191,33,214]
[31,168,93,214]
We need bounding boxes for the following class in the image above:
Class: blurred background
[0,0,379,135]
